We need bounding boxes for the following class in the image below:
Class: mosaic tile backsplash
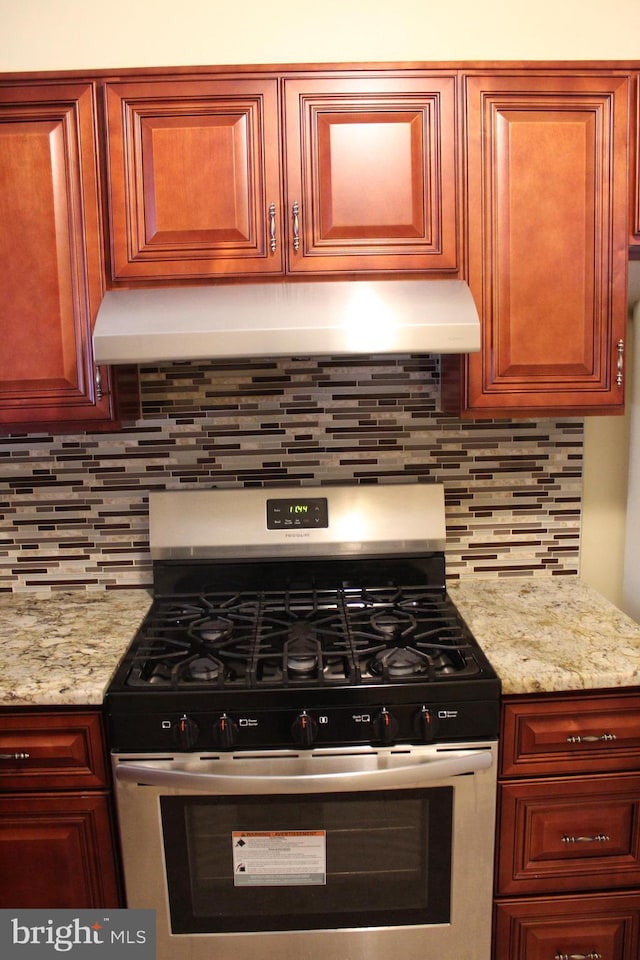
[0,355,583,592]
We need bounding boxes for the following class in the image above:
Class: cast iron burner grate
[123,585,481,690]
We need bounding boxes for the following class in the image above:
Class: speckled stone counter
[448,578,640,695]
[1,579,639,708]
[0,590,151,706]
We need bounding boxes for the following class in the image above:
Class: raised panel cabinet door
[0,81,121,432]
[494,892,640,960]
[463,73,629,416]
[631,73,640,249]
[497,773,640,896]
[501,693,640,778]
[0,794,120,908]
[0,711,108,791]
[283,75,458,274]
[105,78,282,279]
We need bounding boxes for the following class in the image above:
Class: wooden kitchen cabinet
[494,690,640,960]
[444,72,629,417]
[494,893,640,960]
[0,709,122,908]
[4,63,636,426]
[104,71,459,280]
[0,80,138,434]
[631,73,640,252]
[104,77,283,280]
[497,772,640,896]
[500,693,640,778]
[282,75,458,274]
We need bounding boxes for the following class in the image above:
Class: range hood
[92,279,480,365]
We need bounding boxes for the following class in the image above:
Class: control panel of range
[161,701,499,752]
[266,496,329,529]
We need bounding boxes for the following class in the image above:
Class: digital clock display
[266,497,329,529]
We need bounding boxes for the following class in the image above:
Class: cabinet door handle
[554,953,602,960]
[291,200,300,252]
[566,733,617,743]
[95,366,103,401]
[0,752,30,760]
[616,337,624,387]
[268,202,276,252]
[561,833,610,844]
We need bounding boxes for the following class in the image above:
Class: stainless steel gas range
[106,483,500,960]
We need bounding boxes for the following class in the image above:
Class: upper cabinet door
[0,81,122,434]
[462,73,629,416]
[631,73,640,251]
[104,78,282,280]
[283,76,459,274]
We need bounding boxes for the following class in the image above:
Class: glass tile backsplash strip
[0,355,583,592]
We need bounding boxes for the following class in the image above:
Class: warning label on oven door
[232,830,326,886]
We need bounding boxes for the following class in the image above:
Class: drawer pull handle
[554,953,602,960]
[292,200,300,252]
[268,201,276,252]
[566,733,617,743]
[0,752,30,760]
[616,337,625,388]
[561,833,610,844]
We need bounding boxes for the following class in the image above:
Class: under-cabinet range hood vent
[93,280,480,364]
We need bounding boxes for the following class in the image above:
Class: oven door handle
[114,748,493,794]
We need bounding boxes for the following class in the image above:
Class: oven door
[113,742,497,960]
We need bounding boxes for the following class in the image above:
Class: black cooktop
[117,583,489,690]
[105,556,500,752]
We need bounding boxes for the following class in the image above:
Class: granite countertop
[448,578,640,695]
[0,590,151,707]
[0,579,639,708]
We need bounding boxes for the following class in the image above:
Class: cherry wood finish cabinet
[104,77,283,280]
[495,893,640,960]
[282,75,458,274]
[631,73,640,252]
[104,72,459,280]
[494,691,640,960]
[2,63,638,433]
[0,81,138,435]
[444,71,629,418]
[0,709,122,908]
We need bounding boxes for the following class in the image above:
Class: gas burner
[188,656,222,682]
[369,646,432,679]
[285,630,319,677]
[191,616,235,644]
[369,608,416,643]
[287,658,316,676]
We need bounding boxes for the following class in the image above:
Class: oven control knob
[373,708,399,744]
[414,706,437,742]
[174,715,199,750]
[291,711,318,747]
[213,714,238,749]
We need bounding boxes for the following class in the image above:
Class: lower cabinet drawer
[494,892,640,960]
[0,711,108,790]
[501,693,640,778]
[497,773,640,895]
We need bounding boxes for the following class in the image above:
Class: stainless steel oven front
[113,739,497,960]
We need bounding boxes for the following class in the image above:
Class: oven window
[161,788,452,934]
